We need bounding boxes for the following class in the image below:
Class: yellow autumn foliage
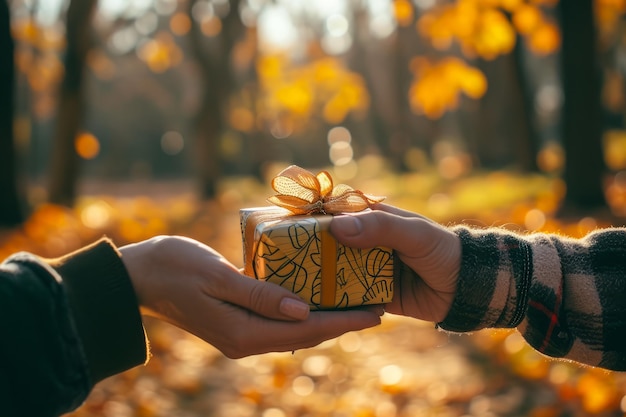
[255,55,369,130]
[418,0,561,60]
[137,32,183,73]
[527,20,561,55]
[512,4,543,35]
[393,0,415,27]
[409,57,487,118]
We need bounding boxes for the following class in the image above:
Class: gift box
[240,166,394,310]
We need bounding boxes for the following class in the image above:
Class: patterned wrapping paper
[240,207,394,310]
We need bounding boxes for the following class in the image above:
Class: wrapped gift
[240,166,394,310]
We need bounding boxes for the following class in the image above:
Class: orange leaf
[527,21,560,55]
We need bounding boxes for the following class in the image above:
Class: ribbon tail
[317,216,337,308]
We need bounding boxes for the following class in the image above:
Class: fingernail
[280,297,310,320]
[334,215,362,237]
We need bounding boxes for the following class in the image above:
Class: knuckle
[247,282,271,313]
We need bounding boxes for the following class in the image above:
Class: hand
[119,236,382,358]
[330,204,461,323]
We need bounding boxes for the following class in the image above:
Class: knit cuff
[48,238,148,384]
[438,226,532,333]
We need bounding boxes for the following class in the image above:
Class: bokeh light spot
[577,217,598,235]
[504,332,526,354]
[170,12,191,36]
[191,0,214,23]
[292,375,315,396]
[262,408,286,417]
[328,363,349,384]
[427,193,451,217]
[327,126,352,145]
[302,355,331,377]
[326,14,349,37]
[404,147,428,171]
[161,131,185,155]
[135,11,158,36]
[379,364,403,386]
[329,141,354,166]
[524,208,546,231]
[537,141,564,173]
[338,332,362,352]
[80,200,112,229]
[201,16,222,37]
[75,132,100,160]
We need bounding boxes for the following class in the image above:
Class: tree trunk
[470,43,538,171]
[47,0,97,207]
[0,0,24,227]
[510,37,540,172]
[188,0,243,198]
[558,0,607,211]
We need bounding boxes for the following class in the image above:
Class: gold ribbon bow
[267,165,385,215]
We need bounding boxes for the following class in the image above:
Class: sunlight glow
[321,32,353,55]
[369,0,396,38]
[35,0,64,26]
[98,0,154,20]
[326,14,349,37]
[258,6,298,52]
[379,364,403,386]
[80,201,112,229]
[370,14,396,38]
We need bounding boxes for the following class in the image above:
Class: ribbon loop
[268,165,385,215]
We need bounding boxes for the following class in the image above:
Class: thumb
[330,211,435,256]
[219,273,311,321]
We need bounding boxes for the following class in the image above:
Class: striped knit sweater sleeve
[438,226,626,371]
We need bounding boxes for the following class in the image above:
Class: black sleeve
[0,253,90,417]
[0,239,147,417]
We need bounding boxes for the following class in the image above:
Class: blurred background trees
[0,0,23,226]
[4,3,626,414]
[3,0,626,219]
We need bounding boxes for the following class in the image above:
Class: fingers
[220,309,383,359]
[215,272,311,322]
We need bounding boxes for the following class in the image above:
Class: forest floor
[3,164,626,417]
